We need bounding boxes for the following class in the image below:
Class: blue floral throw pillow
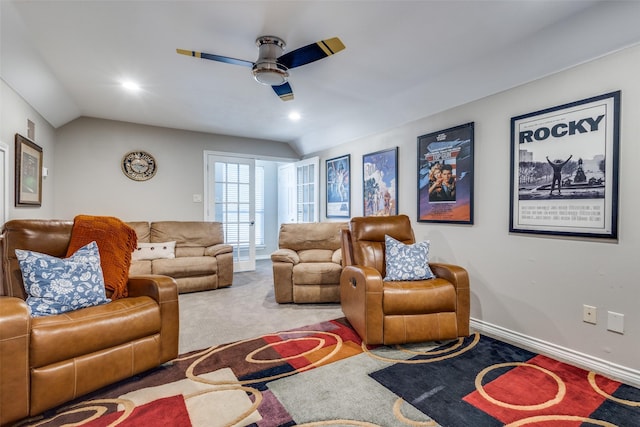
[384,234,435,281]
[16,241,111,317]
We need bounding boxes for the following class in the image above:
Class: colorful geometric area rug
[15,318,640,427]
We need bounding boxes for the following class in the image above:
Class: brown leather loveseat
[0,219,180,426]
[127,221,233,293]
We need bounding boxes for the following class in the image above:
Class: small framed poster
[417,122,474,224]
[326,154,350,218]
[509,91,620,239]
[363,147,398,216]
[15,133,43,207]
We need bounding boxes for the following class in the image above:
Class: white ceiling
[2,1,640,156]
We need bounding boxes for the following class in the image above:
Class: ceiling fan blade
[277,37,345,69]
[176,49,254,68]
[272,82,294,101]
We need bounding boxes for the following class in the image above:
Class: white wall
[1,79,56,219]
[311,44,640,375]
[53,117,298,221]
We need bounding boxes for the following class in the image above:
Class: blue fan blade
[176,49,254,68]
[272,82,294,101]
[278,37,345,69]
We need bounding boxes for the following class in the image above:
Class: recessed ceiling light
[288,111,301,121]
[122,81,141,91]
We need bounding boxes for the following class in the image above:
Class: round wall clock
[121,151,157,181]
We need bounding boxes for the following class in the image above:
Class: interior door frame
[0,142,8,225]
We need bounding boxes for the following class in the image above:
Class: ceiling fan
[177,36,345,101]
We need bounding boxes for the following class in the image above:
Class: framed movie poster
[326,154,350,218]
[417,122,474,224]
[509,91,620,239]
[15,133,43,207]
[363,147,398,216]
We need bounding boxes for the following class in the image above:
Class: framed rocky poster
[509,91,620,239]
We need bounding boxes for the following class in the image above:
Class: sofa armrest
[271,248,299,265]
[0,297,30,425]
[127,275,179,362]
[332,248,342,265]
[205,243,233,257]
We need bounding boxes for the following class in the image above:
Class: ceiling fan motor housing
[252,36,289,86]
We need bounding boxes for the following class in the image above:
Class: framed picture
[363,147,398,216]
[326,154,350,218]
[509,91,620,239]
[417,122,474,224]
[15,133,43,207]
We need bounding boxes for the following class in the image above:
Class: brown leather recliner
[271,222,347,303]
[0,219,180,426]
[340,214,470,345]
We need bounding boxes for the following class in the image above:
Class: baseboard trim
[470,318,640,388]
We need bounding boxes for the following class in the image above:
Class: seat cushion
[383,278,456,315]
[129,260,152,275]
[30,296,160,368]
[152,256,217,278]
[298,249,334,263]
[293,262,342,285]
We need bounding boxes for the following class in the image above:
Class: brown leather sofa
[127,221,233,293]
[0,219,180,426]
[340,215,470,345]
[271,222,347,303]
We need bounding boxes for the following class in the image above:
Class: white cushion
[131,241,176,261]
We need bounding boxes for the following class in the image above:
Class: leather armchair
[271,222,346,303]
[0,219,180,426]
[340,215,470,345]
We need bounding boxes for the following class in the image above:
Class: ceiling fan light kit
[252,36,289,86]
[177,35,345,101]
[252,65,289,86]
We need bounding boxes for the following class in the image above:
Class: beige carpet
[177,259,344,354]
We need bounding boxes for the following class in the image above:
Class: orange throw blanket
[66,215,138,299]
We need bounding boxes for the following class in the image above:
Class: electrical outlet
[607,311,624,334]
[583,305,597,324]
